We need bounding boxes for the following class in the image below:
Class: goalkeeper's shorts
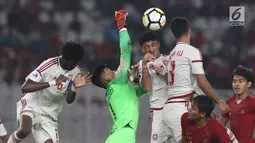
[105,126,135,143]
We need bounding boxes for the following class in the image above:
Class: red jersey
[221,95,255,143]
[181,113,232,143]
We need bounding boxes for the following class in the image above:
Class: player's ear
[140,47,145,54]
[200,112,206,118]
[188,28,192,36]
[171,33,176,41]
[247,81,252,88]
[157,41,160,48]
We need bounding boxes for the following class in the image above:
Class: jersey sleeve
[188,47,204,74]
[25,58,58,82]
[114,29,132,84]
[213,122,232,143]
[251,98,255,113]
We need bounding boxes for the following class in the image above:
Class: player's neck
[195,118,208,128]
[176,37,190,45]
[236,91,249,100]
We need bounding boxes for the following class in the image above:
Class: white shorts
[17,99,59,143]
[162,100,189,142]
[149,108,168,143]
[0,119,7,136]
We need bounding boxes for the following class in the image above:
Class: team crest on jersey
[152,134,158,140]
[163,60,169,66]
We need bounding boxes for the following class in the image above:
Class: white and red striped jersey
[167,43,204,97]
[0,118,7,136]
[137,55,169,108]
[22,56,80,121]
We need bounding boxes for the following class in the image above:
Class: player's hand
[149,64,165,75]
[115,9,128,31]
[55,74,68,85]
[217,100,230,114]
[142,53,156,65]
[128,64,139,82]
[73,72,92,88]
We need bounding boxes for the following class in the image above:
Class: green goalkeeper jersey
[106,29,145,134]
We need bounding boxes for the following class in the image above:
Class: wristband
[48,80,56,86]
[71,84,77,92]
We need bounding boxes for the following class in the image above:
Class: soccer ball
[142,7,166,31]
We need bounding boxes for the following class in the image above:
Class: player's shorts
[17,99,59,143]
[149,108,169,143]
[105,126,135,143]
[162,95,190,142]
[0,119,7,136]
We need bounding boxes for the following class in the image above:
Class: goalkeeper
[91,9,145,143]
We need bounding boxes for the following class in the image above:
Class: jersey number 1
[169,60,175,86]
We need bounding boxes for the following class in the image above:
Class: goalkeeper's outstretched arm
[114,10,132,84]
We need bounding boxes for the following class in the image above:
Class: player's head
[91,64,114,88]
[232,65,254,96]
[188,95,215,120]
[60,41,84,70]
[170,17,191,41]
[139,31,160,58]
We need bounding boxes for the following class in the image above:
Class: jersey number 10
[169,60,175,86]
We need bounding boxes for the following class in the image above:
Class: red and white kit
[137,54,169,143]
[163,43,204,142]
[17,56,80,143]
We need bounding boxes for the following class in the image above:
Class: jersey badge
[152,134,158,140]
[33,72,38,78]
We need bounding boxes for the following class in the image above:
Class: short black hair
[192,95,215,118]
[232,65,254,82]
[170,17,189,39]
[139,31,159,46]
[91,64,107,88]
[61,41,84,62]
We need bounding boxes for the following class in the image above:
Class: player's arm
[141,53,157,92]
[141,62,152,92]
[66,72,92,104]
[22,74,67,93]
[1,135,9,143]
[189,49,229,112]
[21,59,68,93]
[0,119,8,143]
[220,116,229,126]
[65,81,77,104]
[214,123,232,143]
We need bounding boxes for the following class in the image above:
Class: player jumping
[0,119,8,143]
[181,95,238,143]
[150,17,229,142]
[91,10,145,143]
[131,31,170,143]
[220,65,255,143]
[7,42,91,143]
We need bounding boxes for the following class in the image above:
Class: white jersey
[0,118,7,136]
[167,43,204,97]
[22,56,80,121]
[137,55,169,108]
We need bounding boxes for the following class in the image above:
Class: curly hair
[60,41,84,62]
